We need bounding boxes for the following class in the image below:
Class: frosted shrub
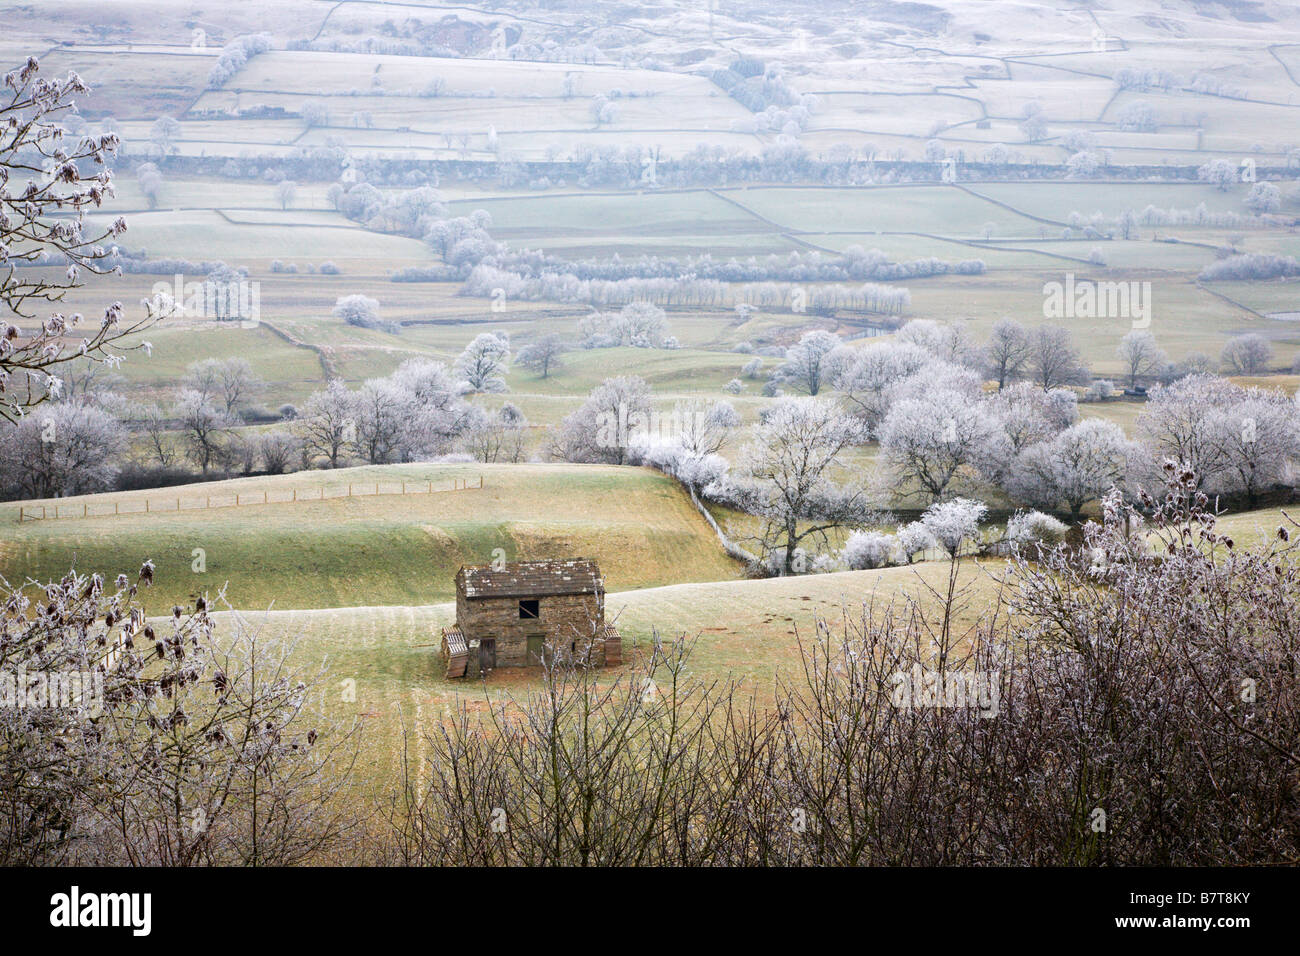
[921,497,987,557]
[895,522,937,563]
[1006,510,1068,548]
[842,530,896,570]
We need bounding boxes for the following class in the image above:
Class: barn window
[519,599,540,619]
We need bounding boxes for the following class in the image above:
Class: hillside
[0,462,744,609]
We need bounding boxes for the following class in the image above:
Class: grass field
[204,558,997,792]
[0,463,745,610]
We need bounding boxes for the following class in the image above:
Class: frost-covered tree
[773,330,846,396]
[553,376,653,465]
[616,302,669,348]
[1008,418,1130,518]
[149,115,181,160]
[1005,509,1068,547]
[1245,182,1282,213]
[676,398,740,456]
[136,161,163,209]
[989,382,1070,455]
[174,389,232,474]
[462,403,528,463]
[387,357,474,460]
[516,334,567,378]
[736,398,869,575]
[1,56,158,425]
[895,522,937,564]
[352,378,405,464]
[1198,158,1237,191]
[1136,374,1239,493]
[184,357,262,416]
[0,402,125,499]
[1213,388,1300,507]
[332,294,386,331]
[878,388,1006,503]
[898,319,982,368]
[296,380,356,468]
[834,341,931,429]
[454,332,511,393]
[275,179,298,210]
[842,530,895,570]
[984,317,1033,390]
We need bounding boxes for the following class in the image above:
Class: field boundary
[16,475,484,523]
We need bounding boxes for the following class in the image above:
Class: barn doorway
[526,633,546,665]
[479,638,497,672]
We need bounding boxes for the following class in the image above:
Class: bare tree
[137,402,178,467]
[1029,325,1089,390]
[0,567,358,865]
[1221,333,1273,376]
[174,389,232,474]
[1117,329,1167,390]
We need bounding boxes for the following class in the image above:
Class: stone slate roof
[456,559,604,599]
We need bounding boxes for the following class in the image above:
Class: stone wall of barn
[461,592,607,668]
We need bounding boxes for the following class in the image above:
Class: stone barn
[441,559,621,678]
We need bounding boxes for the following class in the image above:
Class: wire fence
[16,475,484,523]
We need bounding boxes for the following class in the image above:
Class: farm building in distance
[441,558,621,678]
